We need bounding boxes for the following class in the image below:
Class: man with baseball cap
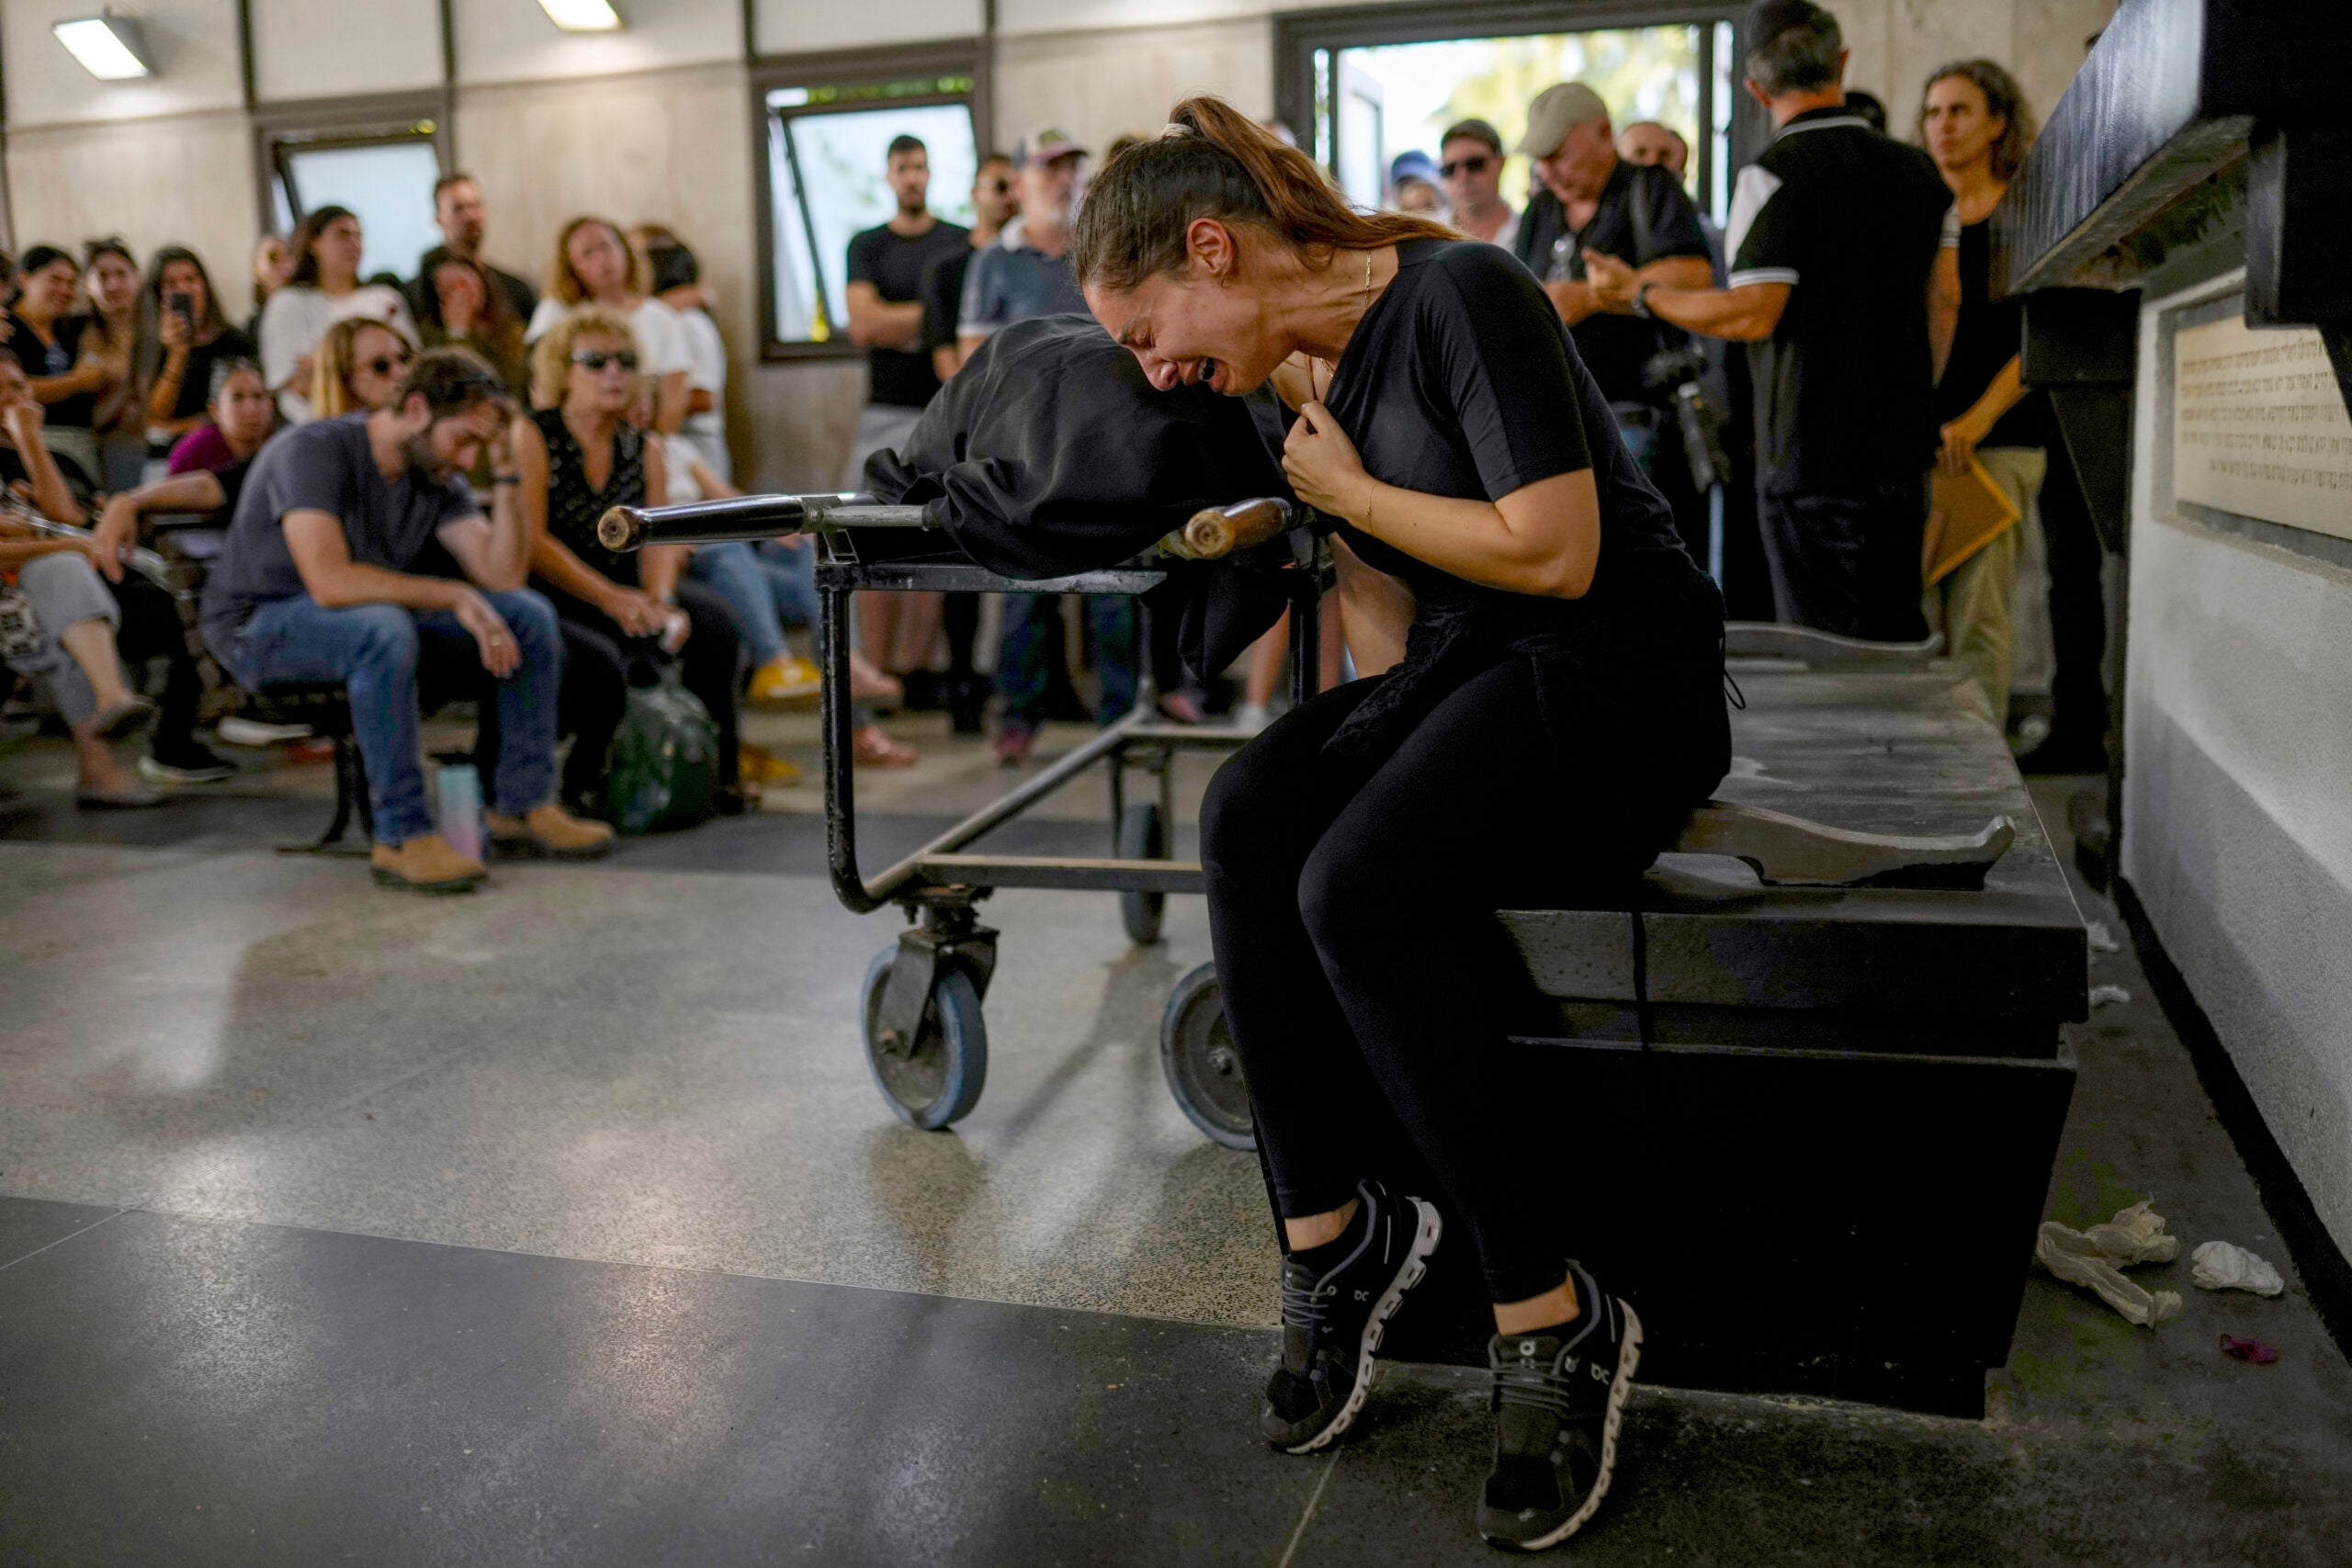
[1588,0,1959,641]
[956,126,1137,763]
[1511,80,1717,558]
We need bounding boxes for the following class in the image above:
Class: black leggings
[1201,653,1727,1303]
[532,580,741,800]
[110,574,202,755]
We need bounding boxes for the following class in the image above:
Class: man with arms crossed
[1589,0,1958,640]
[199,349,611,893]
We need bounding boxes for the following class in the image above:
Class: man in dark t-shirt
[199,350,609,889]
[1589,0,1958,641]
[918,152,1020,385]
[843,136,972,477]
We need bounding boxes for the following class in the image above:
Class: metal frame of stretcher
[598,491,1324,1138]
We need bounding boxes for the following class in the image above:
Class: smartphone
[166,291,193,325]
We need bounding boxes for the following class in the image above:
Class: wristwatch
[1632,281,1656,320]
[492,472,523,485]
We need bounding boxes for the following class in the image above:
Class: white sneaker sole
[1500,1300,1645,1552]
[1283,1194,1443,1455]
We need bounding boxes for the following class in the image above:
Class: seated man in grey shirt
[199,349,612,892]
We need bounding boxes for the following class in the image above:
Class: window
[754,47,988,360]
[255,96,449,283]
[1278,4,1760,229]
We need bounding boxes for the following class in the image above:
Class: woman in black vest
[1070,97,1728,1551]
[508,306,743,815]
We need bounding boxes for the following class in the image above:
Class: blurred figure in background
[1386,150,1448,218]
[165,357,275,476]
[526,218,691,439]
[142,245,257,457]
[1616,121,1690,179]
[81,239,147,494]
[260,207,415,424]
[310,317,413,421]
[418,253,528,399]
[6,246,107,479]
[1843,89,1890,134]
[248,233,294,337]
[1921,59,2044,734]
[407,175,537,332]
[1438,119,1516,249]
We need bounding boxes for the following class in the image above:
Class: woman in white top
[257,205,416,424]
[524,217,690,436]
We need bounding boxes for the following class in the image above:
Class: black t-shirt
[1727,108,1957,496]
[1935,217,2046,450]
[921,246,977,357]
[1513,160,1713,406]
[5,312,96,431]
[158,325,260,423]
[1312,240,1716,754]
[846,219,971,410]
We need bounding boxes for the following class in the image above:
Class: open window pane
[278,140,445,281]
[766,92,978,349]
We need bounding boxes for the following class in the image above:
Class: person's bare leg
[58,619,132,712]
[1246,615,1288,709]
[857,593,898,680]
[69,720,137,793]
[1492,1276,1582,1334]
[891,591,944,673]
[1282,1197,1358,1252]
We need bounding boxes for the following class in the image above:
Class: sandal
[852,726,919,768]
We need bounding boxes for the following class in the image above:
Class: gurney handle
[596,492,933,552]
[1164,497,1298,560]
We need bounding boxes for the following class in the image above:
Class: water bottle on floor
[437,761,484,863]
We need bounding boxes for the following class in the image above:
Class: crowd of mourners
[1,7,2105,894]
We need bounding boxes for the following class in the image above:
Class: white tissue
[2191,1241,2285,1297]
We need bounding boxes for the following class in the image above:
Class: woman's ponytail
[1071,94,1454,295]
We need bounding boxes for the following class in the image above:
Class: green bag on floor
[604,665,718,835]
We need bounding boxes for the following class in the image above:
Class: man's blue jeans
[687,542,788,666]
[225,591,563,845]
[997,593,1136,728]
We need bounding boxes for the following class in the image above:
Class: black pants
[1756,477,1929,642]
[1201,652,1727,1303]
[109,574,202,757]
[526,579,741,802]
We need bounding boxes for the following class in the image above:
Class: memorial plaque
[2173,313,2352,539]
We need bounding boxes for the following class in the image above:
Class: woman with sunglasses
[526,217,690,439]
[258,205,415,423]
[1070,98,1727,1550]
[509,307,746,818]
[310,317,413,420]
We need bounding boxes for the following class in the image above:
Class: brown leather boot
[370,832,487,893]
[486,802,616,861]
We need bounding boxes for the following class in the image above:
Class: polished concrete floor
[4,711,2349,1565]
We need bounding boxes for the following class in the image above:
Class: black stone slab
[0,1204,1315,1568]
[0,1195,121,1269]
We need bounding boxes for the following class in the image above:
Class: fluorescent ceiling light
[52,15,154,80]
[536,0,624,29]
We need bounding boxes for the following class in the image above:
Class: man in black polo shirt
[1512,81,1716,561]
[1589,0,1959,641]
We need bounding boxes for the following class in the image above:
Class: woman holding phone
[142,245,256,455]
[1071,98,1728,1551]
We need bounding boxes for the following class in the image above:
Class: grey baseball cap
[1515,83,1611,158]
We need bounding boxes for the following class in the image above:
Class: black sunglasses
[1440,154,1496,177]
[572,350,639,372]
[366,354,408,377]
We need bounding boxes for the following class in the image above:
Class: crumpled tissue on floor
[2036,1201,2185,1327]
[2191,1240,2285,1296]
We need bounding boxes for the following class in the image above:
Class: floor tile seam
[0,1192,1284,1337]
[0,1207,129,1273]
[1274,1450,1343,1568]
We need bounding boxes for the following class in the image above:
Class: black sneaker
[1260,1178,1442,1453]
[1478,1261,1644,1551]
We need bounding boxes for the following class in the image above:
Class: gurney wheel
[1118,802,1167,944]
[1160,963,1255,1150]
[861,947,989,1131]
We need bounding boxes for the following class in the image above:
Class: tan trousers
[1929,446,2045,733]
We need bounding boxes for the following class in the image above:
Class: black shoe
[1260,1178,1442,1453]
[946,673,988,736]
[1477,1261,1643,1551]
